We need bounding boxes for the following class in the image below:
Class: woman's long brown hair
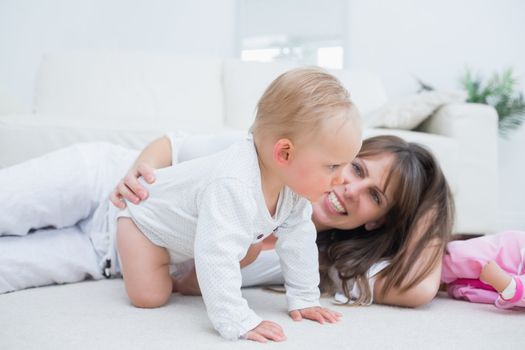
[318,135,454,304]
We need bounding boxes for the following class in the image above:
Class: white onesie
[119,135,321,340]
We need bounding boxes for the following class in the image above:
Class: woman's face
[311,153,397,231]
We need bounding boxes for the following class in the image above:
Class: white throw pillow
[364,90,466,130]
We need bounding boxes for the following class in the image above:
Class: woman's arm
[110,136,172,208]
[109,132,245,208]
[373,211,443,308]
[373,247,442,307]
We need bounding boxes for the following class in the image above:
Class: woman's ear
[273,138,294,166]
[365,218,385,231]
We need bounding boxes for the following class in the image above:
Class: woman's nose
[344,180,365,200]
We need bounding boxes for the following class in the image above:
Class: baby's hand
[244,320,286,343]
[289,306,342,324]
[109,163,156,209]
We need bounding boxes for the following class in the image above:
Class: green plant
[460,68,525,137]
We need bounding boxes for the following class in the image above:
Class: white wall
[345,0,525,97]
[0,0,237,106]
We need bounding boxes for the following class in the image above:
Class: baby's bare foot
[480,261,512,292]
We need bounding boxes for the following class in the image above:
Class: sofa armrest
[419,103,499,233]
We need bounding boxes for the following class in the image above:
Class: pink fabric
[447,282,499,304]
[451,278,495,291]
[441,230,525,303]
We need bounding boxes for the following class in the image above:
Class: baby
[116,67,362,341]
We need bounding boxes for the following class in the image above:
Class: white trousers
[0,142,284,294]
[0,143,136,293]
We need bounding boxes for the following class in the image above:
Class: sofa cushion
[34,50,225,129]
[364,90,466,130]
[222,59,389,130]
[222,59,296,130]
[329,69,388,118]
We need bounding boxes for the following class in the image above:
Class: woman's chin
[313,202,359,231]
[313,197,339,219]
[312,203,333,227]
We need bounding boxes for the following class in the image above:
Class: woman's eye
[370,191,381,205]
[328,164,340,172]
[351,162,362,177]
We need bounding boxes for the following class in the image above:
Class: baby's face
[284,115,362,202]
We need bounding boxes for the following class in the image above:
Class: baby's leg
[443,231,525,283]
[172,267,200,296]
[480,260,525,309]
[480,261,512,293]
[117,218,172,308]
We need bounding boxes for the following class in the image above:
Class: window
[238,0,347,69]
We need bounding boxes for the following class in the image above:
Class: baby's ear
[273,138,294,165]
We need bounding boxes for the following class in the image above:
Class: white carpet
[0,279,523,349]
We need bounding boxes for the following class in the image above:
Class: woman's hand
[244,320,286,343]
[289,306,342,324]
[109,163,156,209]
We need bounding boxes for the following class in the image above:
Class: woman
[0,132,452,308]
[111,132,453,307]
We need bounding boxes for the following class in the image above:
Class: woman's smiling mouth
[327,191,347,215]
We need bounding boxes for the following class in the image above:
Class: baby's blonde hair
[250,67,358,142]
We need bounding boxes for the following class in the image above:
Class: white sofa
[0,50,498,234]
